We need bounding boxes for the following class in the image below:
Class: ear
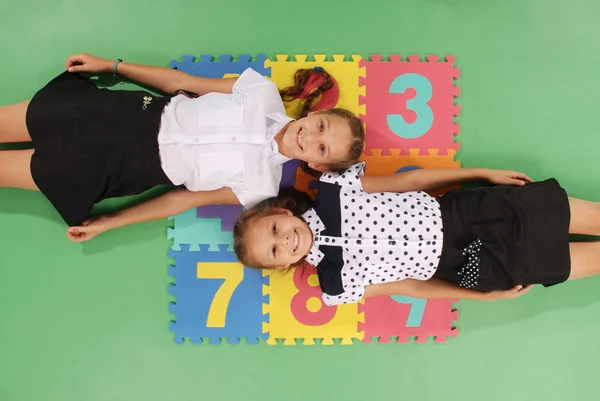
[307,162,329,173]
[273,207,293,216]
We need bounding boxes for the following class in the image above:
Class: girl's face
[276,112,353,172]
[244,209,313,269]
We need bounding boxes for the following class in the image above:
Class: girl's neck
[273,122,292,157]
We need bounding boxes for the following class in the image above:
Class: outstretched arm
[65,53,237,96]
[67,187,240,242]
[360,168,532,194]
[363,277,533,301]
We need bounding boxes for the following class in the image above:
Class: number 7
[196,262,244,328]
[390,295,427,327]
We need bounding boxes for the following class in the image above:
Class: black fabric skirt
[434,178,571,290]
[25,71,174,226]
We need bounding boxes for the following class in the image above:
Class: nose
[276,232,290,248]
[278,230,296,253]
[302,127,315,146]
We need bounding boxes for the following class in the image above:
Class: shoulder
[319,161,366,188]
[233,68,276,91]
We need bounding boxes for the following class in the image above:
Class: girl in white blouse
[233,162,600,304]
[0,53,365,242]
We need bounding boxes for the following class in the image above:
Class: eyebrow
[265,220,275,261]
[323,117,331,157]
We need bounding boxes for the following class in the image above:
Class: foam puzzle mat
[167,54,460,345]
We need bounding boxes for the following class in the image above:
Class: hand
[66,214,114,242]
[485,169,533,186]
[65,53,113,74]
[484,284,534,300]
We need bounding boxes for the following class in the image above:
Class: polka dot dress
[303,162,445,306]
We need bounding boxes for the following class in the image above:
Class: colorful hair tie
[314,66,323,72]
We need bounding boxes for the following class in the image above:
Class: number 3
[387,73,433,139]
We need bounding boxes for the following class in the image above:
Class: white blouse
[157,68,293,208]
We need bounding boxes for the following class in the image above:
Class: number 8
[290,267,337,326]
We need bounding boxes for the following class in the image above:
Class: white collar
[266,112,295,166]
[301,208,326,266]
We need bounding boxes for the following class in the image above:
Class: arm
[360,168,532,194]
[363,277,533,301]
[66,187,240,242]
[65,53,237,96]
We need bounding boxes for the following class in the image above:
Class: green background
[2,0,600,400]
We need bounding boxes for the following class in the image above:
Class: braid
[279,67,334,117]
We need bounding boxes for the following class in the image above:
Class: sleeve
[231,186,275,210]
[232,68,273,92]
[319,161,366,189]
[232,68,286,115]
[322,283,365,306]
[320,261,366,306]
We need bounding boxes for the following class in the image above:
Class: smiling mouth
[293,229,299,253]
[296,128,304,151]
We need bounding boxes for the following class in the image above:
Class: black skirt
[434,179,571,290]
[25,71,174,226]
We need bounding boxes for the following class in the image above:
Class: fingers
[66,226,88,242]
[491,170,533,186]
[513,172,533,183]
[519,284,534,294]
[65,53,85,69]
[510,284,534,297]
[502,171,532,186]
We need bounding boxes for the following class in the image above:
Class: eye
[272,246,277,257]
[319,121,325,131]
[319,144,326,156]
[272,222,277,234]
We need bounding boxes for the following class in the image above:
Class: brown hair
[279,67,365,177]
[233,188,313,270]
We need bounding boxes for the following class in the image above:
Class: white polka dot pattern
[458,238,482,289]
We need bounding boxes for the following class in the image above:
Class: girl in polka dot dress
[233,162,600,305]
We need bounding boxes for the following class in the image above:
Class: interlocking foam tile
[167,53,461,345]
[293,165,319,200]
[168,208,232,252]
[262,264,363,345]
[170,54,271,78]
[196,205,243,232]
[362,149,459,173]
[358,296,458,343]
[359,55,460,156]
[168,245,268,344]
[362,148,460,196]
[281,159,301,188]
[266,55,365,119]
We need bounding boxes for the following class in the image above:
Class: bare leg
[567,242,600,280]
[0,101,32,143]
[0,149,38,190]
[568,197,600,235]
